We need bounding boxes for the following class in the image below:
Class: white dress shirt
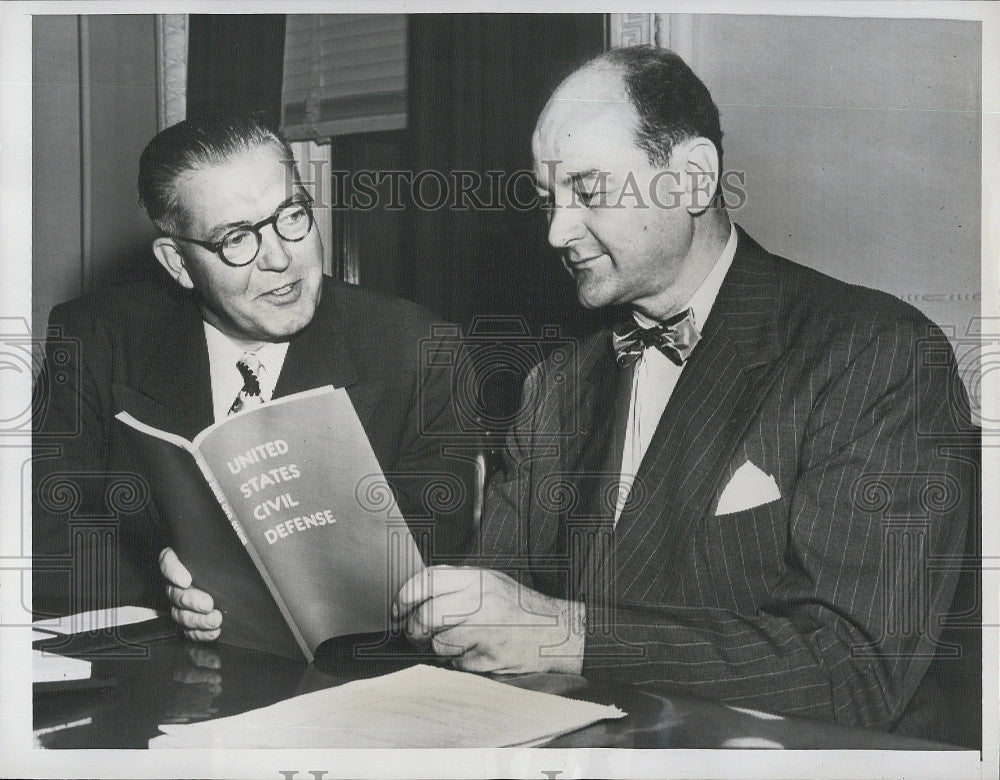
[614,224,738,523]
[204,322,291,422]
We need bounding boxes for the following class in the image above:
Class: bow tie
[612,308,701,367]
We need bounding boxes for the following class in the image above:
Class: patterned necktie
[228,353,265,415]
[612,308,701,367]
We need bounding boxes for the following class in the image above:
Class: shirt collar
[633,222,738,332]
[203,321,290,420]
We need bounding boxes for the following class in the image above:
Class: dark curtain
[404,14,608,337]
[186,15,286,125]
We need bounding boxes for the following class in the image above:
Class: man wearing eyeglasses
[32,113,474,621]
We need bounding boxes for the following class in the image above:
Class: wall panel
[678,15,980,342]
[31,15,161,339]
[32,16,82,338]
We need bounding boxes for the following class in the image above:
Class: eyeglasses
[169,196,315,267]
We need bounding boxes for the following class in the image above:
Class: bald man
[392,46,974,733]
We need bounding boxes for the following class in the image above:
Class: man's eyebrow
[203,219,249,241]
[203,194,302,240]
[534,169,605,190]
[569,169,607,185]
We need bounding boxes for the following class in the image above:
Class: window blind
[281,14,407,141]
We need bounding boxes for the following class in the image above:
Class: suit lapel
[129,281,378,441]
[609,227,787,600]
[564,334,624,510]
[273,291,358,396]
[528,333,622,566]
[134,293,215,441]
[570,342,636,598]
[272,285,384,434]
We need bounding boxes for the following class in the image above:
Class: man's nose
[255,226,293,271]
[546,201,585,249]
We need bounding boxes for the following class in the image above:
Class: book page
[149,664,625,749]
[195,386,425,656]
[116,408,304,659]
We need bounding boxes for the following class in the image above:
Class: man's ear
[679,138,720,216]
[152,237,195,290]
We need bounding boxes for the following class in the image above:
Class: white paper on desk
[149,663,626,748]
[32,649,91,684]
[32,606,159,634]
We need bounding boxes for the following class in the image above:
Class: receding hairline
[537,54,723,171]
[158,137,300,234]
[537,64,633,129]
[539,62,631,120]
[533,63,640,164]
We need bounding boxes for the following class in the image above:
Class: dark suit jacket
[477,227,976,732]
[33,275,474,616]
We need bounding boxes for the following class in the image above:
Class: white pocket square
[715,461,781,516]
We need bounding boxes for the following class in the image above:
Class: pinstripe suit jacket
[477,227,975,731]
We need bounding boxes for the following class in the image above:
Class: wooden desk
[33,627,961,750]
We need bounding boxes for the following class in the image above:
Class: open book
[115,386,423,661]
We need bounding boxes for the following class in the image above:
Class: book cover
[115,386,424,661]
